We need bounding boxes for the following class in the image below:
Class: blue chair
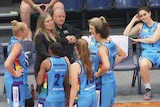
[60,0,81,11]
[111,35,140,94]
[115,0,140,8]
[149,0,160,7]
[135,42,160,94]
[114,0,141,24]
[147,0,160,21]
[59,0,83,29]
[85,0,112,10]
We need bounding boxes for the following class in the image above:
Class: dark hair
[49,42,62,56]
[137,6,151,13]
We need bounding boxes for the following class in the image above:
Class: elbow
[4,61,10,69]
[150,39,157,44]
[103,65,110,72]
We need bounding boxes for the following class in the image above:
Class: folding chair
[110,35,140,94]
[136,42,160,94]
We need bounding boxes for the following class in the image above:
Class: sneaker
[143,88,152,100]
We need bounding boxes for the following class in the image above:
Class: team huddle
[4,0,160,106]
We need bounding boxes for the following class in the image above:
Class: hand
[132,14,141,22]
[43,3,51,12]
[94,72,98,78]
[130,37,139,44]
[70,35,76,44]
[14,67,24,78]
[66,35,73,43]
[36,4,45,13]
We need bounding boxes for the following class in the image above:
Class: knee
[25,98,34,107]
[20,1,32,13]
[139,59,152,71]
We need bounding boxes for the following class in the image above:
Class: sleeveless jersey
[4,36,27,84]
[139,22,160,51]
[76,59,96,94]
[100,41,117,84]
[89,38,101,89]
[46,57,68,102]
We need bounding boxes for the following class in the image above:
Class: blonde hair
[11,20,27,36]
[75,38,93,80]
[34,12,59,41]
[88,16,110,38]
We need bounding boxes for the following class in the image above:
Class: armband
[33,4,37,9]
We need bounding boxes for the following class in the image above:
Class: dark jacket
[34,33,54,76]
[55,23,82,63]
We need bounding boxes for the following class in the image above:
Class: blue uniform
[4,36,32,107]
[89,38,102,106]
[75,59,97,107]
[90,38,101,90]
[139,22,160,66]
[99,41,117,107]
[37,57,68,107]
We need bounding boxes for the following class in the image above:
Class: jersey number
[54,74,64,86]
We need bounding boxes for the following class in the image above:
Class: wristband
[33,4,37,9]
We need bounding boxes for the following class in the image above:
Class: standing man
[53,6,82,63]
[20,0,58,39]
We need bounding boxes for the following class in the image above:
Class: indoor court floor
[114,101,160,107]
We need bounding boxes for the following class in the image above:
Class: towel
[110,35,128,57]
[81,35,92,46]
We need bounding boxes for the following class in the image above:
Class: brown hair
[88,16,110,39]
[137,6,151,14]
[75,38,93,80]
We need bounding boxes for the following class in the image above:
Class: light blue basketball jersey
[4,36,31,107]
[100,41,117,84]
[76,59,97,107]
[89,38,102,90]
[46,57,68,102]
[139,22,160,51]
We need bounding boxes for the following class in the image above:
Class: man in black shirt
[53,6,82,63]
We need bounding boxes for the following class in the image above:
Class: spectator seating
[114,0,141,24]
[83,0,113,29]
[59,0,84,29]
[135,42,160,94]
[60,0,81,11]
[147,0,160,21]
[111,35,140,94]
[85,0,112,10]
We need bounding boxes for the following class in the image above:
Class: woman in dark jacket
[34,12,59,92]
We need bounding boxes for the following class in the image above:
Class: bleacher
[0,0,160,34]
